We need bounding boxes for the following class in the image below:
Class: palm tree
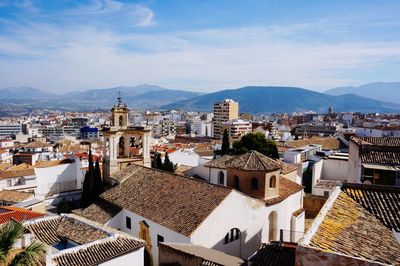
[0,220,45,266]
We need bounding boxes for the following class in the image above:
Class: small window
[126,216,131,229]
[234,176,239,189]
[157,235,164,247]
[218,171,225,185]
[251,177,258,190]
[324,191,329,197]
[269,175,276,188]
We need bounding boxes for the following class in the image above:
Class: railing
[278,229,304,243]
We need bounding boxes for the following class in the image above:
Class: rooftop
[249,243,296,266]
[0,206,44,224]
[351,136,400,146]
[24,214,145,266]
[101,164,232,236]
[0,190,33,203]
[161,243,243,266]
[301,186,400,265]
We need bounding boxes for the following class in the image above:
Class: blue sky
[0,0,399,93]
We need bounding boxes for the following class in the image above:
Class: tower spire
[117,90,122,105]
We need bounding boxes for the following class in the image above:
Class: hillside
[325,82,400,104]
[0,85,202,111]
[163,86,400,113]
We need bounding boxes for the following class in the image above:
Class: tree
[232,132,279,159]
[162,152,177,173]
[0,220,45,265]
[93,159,104,198]
[221,129,230,155]
[151,153,163,170]
[80,150,95,208]
[57,198,71,214]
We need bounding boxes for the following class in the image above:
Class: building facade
[213,99,239,139]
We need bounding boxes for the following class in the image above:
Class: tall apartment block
[213,99,239,139]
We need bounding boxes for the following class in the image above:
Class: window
[251,177,258,190]
[126,216,131,229]
[157,235,164,247]
[119,115,123,127]
[269,175,276,188]
[324,191,329,197]
[218,171,225,185]
[224,228,240,245]
[234,176,239,189]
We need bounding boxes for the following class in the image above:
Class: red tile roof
[0,206,44,224]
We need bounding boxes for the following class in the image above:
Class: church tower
[102,93,152,181]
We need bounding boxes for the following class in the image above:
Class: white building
[77,153,304,265]
[23,214,146,266]
[168,148,209,167]
[222,119,252,140]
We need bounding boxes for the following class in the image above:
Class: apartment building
[213,99,239,139]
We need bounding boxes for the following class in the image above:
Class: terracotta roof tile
[264,177,303,206]
[342,183,400,232]
[101,165,232,236]
[286,137,340,150]
[52,236,144,266]
[250,243,296,266]
[0,206,44,224]
[351,136,400,146]
[308,190,400,265]
[0,190,33,203]
[72,199,122,225]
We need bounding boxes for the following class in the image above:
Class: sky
[0,0,399,93]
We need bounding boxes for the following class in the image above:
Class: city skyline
[0,0,399,92]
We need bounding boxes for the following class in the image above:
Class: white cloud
[0,22,399,92]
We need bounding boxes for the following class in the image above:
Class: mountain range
[163,86,400,114]
[325,82,400,103]
[1,82,400,114]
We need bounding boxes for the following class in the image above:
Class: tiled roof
[0,190,33,203]
[72,199,122,225]
[101,164,232,236]
[0,163,13,171]
[52,236,144,266]
[228,151,282,172]
[203,155,235,168]
[351,136,400,146]
[306,189,400,265]
[0,169,36,179]
[3,163,33,171]
[34,159,74,168]
[360,150,400,165]
[26,216,109,245]
[0,206,44,224]
[23,141,52,148]
[264,177,304,206]
[314,180,342,189]
[286,137,340,150]
[250,243,296,266]
[342,183,400,232]
[205,152,293,174]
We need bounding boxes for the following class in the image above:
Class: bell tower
[111,91,129,130]
[103,92,152,181]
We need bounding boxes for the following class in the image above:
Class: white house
[76,153,304,265]
[23,214,146,266]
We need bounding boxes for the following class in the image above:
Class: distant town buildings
[213,99,239,139]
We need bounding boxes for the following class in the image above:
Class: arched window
[233,176,239,189]
[218,171,225,185]
[268,211,278,241]
[251,177,258,190]
[269,175,276,188]
[119,115,123,127]
[224,228,241,245]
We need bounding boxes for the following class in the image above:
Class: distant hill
[0,87,57,99]
[0,84,202,112]
[325,82,400,104]
[163,86,400,113]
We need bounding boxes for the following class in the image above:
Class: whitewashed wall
[100,246,144,266]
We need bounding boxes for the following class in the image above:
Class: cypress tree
[221,129,230,155]
[163,152,176,172]
[80,149,95,208]
[93,158,104,197]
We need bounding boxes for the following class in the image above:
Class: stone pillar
[142,132,151,168]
